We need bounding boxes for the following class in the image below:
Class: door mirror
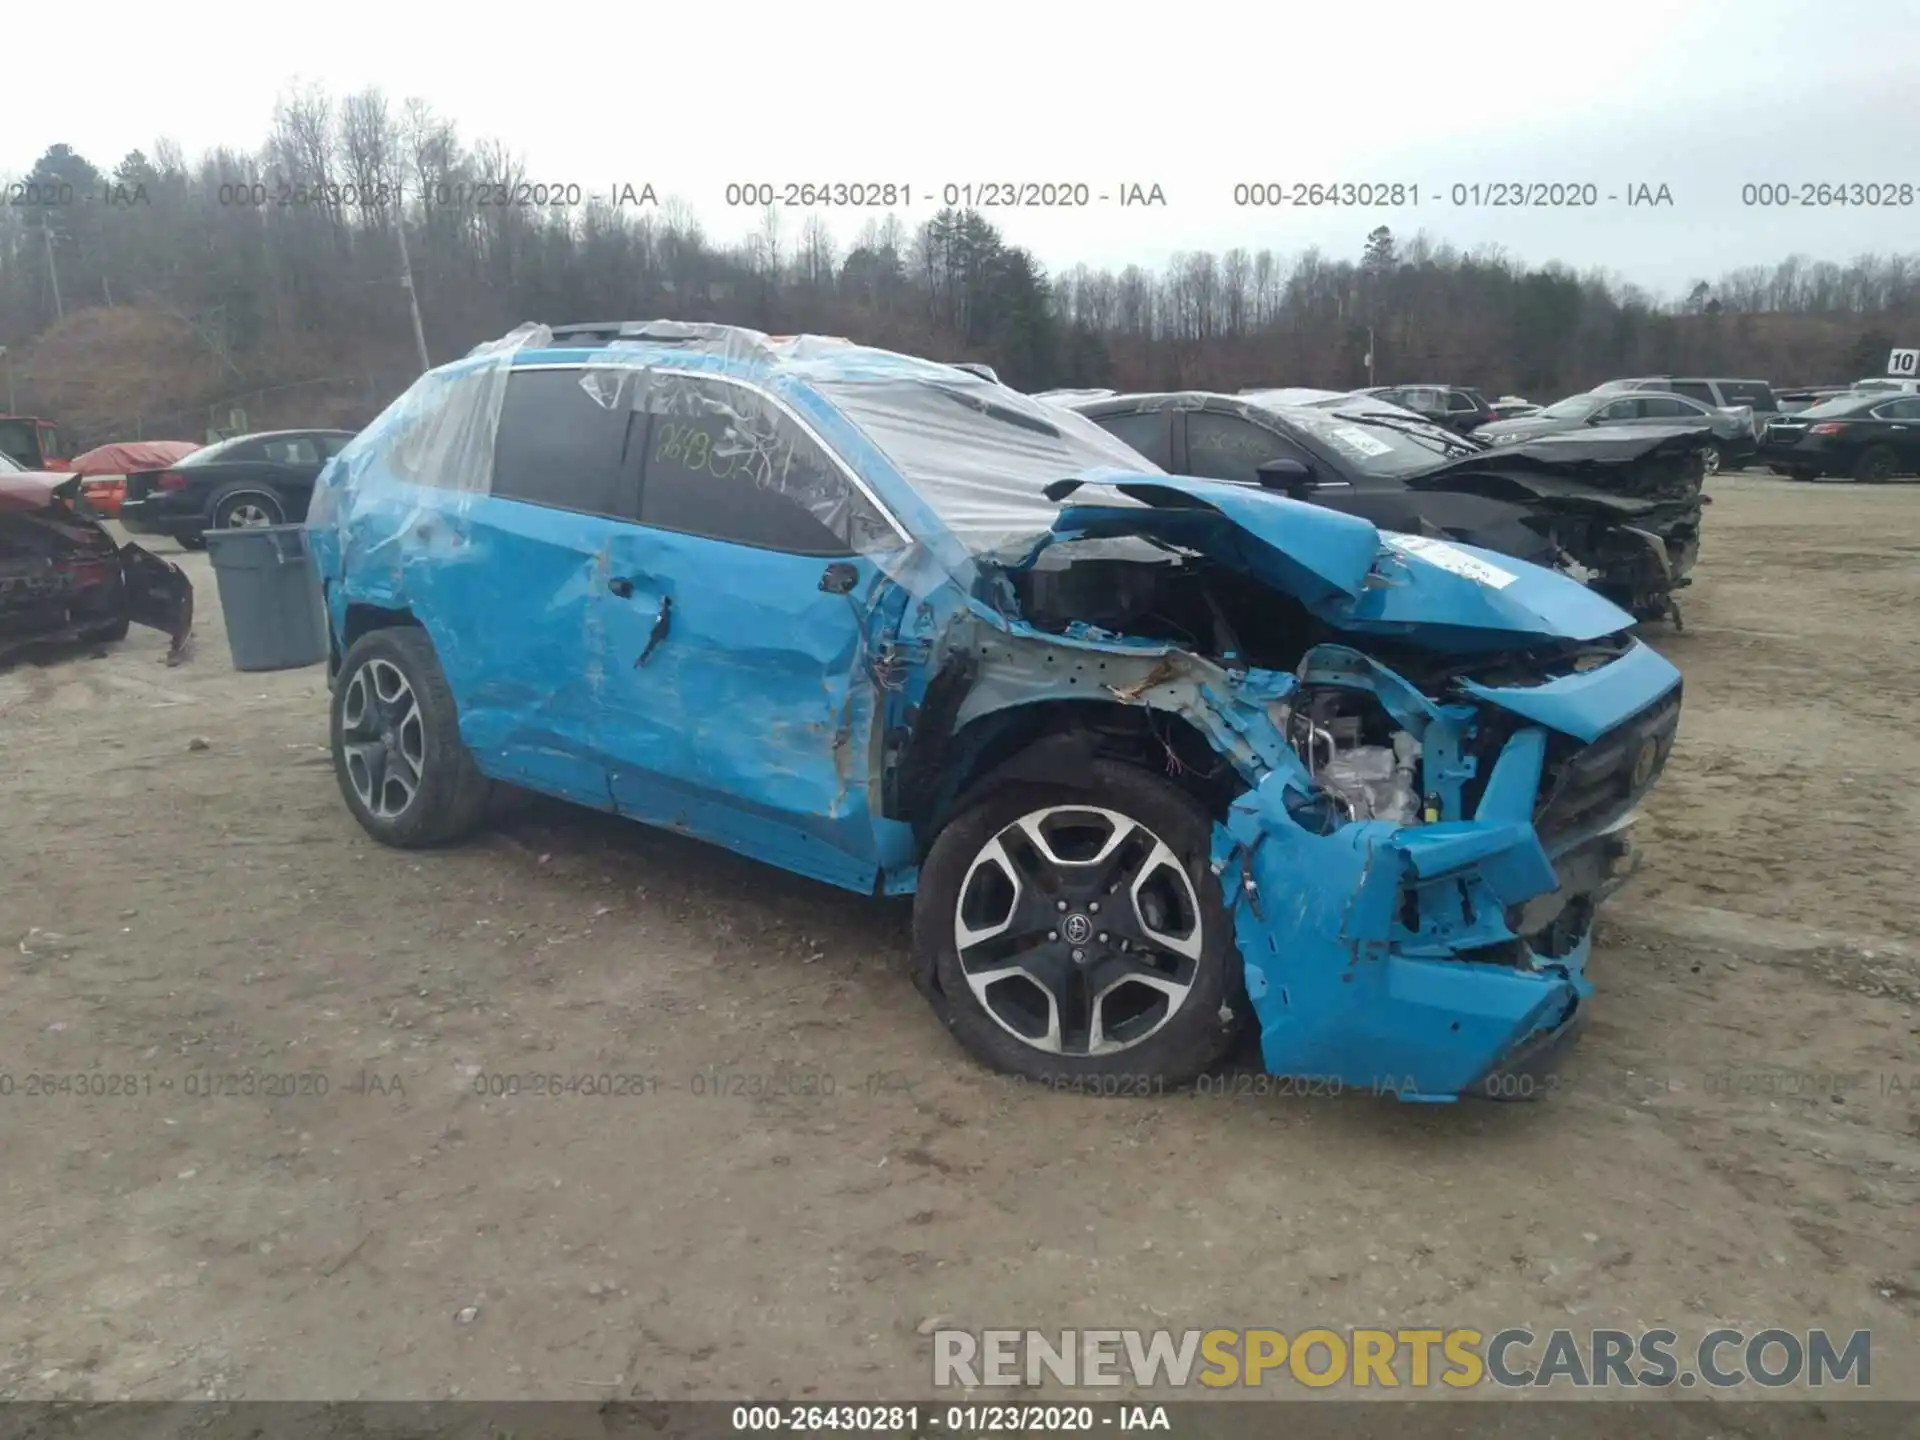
[818,561,859,594]
[1255,458,1316,497]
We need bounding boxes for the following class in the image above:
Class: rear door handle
[636,595,672,667]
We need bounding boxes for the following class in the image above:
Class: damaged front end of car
[1,473,193,664]
[896,474,1681,1100]
[1405,426,1711,627]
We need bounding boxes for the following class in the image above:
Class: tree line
[3,83,1916,444]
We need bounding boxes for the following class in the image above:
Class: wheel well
[909,699,1239,847]
[332,602,422,678]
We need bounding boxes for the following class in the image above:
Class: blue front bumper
[1209,642,1677,1102]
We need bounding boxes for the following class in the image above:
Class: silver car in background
[1473,389,1749,474]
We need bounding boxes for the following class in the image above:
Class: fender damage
[914,472,1682,1098]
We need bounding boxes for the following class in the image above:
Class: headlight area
[1213,649,1595,1100]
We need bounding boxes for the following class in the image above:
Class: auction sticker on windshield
[1328,425,1395,458]
[1385,534,1518,589]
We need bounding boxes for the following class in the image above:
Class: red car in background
[68,439,202,519]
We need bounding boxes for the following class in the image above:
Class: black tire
[210,487,286,530]
[1699,443,1723,477]
[913,759,1246,1087]
[329,626,492,848]
[178,531,208,551]
[87,615,132,644]
[1789,467,1821,483]
[1853,446,1898,484]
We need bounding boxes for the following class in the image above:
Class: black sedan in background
[1062,391,1711,624]
[120,429,356,548]
[1760,392,1920,481]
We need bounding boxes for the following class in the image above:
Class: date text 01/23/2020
[728,1404,1172,1432]
[721,182,1167,209]
[1229,181,1676,207]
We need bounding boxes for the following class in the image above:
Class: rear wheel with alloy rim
[914,760,1245,1085]
[212,489,284,529]
[330,627,492,847]
[1853,446,1898,483]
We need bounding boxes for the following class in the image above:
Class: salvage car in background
[1067,391,1706,624]
[121,428,356,548]
[1760,391,1920,481]
[67,439,201,520]
[1477,389,1748,475]
[0,450,193,664]
[307,321,1683,1099]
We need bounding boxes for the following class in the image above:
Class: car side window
[263,437,323,464]
[492,366,642,518]
[1595,398,1642,422]
[1446,391,1478,412]
[1642,396,1695,418]
[638,374,889,556]
[1671,382,1716,404]
[1875,398,1920,420]
[320,434,354,457]
[1184,411,1302,484]
[1090,411,1173,468]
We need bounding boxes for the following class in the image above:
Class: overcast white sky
[9,0,1919,298]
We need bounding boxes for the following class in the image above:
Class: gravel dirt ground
[1,476,1916,1405]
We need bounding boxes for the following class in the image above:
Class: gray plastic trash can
[203,524,330,672]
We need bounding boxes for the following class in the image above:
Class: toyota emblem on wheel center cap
[1062,913,1093,945]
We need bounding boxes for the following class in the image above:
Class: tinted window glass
[639,375,886,554]
[1718,381,1775,410]
[492,367,639,517]
[262,436,323,464]
[0,418,37,466]
[1641,396,1698,418]
[320,433,354,457]
[1090,411,1173,468]
[1595,398,1643,421]
[1446,391,1478,411]
[1874,397,1920,420]
[1184,411,1298,484]
[1670,381,1716,404]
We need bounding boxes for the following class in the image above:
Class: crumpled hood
[1415,425,1711,503]
[1042,473,1634,652]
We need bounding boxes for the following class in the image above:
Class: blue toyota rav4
[307,321,1683,1100]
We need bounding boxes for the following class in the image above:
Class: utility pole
[392,187,430,374]
[42,224,65,322]
[1365,327,1376,386]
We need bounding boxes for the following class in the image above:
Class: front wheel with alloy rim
[329,627,492,847]
[913,760,1246,1086]
[1700,443,1722,477]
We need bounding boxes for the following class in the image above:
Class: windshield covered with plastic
[1276,406,1477,477]
[813,376,1160,556]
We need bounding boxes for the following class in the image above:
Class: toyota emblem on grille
[1631,738,1659,789]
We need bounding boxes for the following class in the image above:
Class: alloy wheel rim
[340,658,425,819]
[228,501,274,527]
[952,805,1203,1056]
